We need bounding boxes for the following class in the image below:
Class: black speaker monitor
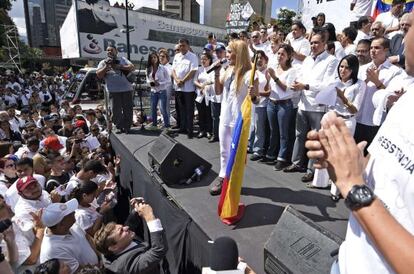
[148,132,212,186]
[264,205,343,274]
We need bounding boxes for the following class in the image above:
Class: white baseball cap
[41,198,79,227]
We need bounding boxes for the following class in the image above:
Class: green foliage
[0,0,14,11]
[275,8,296,34]
[20,44,43,71]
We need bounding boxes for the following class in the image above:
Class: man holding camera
[94,197,167,274]
[97,46,135,134]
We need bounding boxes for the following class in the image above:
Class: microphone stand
[135,56,146,131]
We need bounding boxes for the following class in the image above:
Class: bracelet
[272,76,279,82]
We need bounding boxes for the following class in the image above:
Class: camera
[0,219,12,233]
[105,57,120,65]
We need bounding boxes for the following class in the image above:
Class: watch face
[355,187,374,204]
[346,185,375,210]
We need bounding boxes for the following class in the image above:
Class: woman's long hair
[146,52,159,75]
[229,40,251,93]
[338,54,359,84]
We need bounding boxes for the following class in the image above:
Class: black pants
[210,102,221,139]
[173,90,181,128]
[354,123,380,155]
[196,99,212,134]
[111,90,133,131]
[177,91,196,135]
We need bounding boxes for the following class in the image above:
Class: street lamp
[124,0,135,60]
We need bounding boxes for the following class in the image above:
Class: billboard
[60,0,227,61]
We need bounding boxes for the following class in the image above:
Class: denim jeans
[252,107,268,156]
[266,100,293,161]
[151,90,170,127]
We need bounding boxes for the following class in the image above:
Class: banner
[225,1,254,34]
[61,0,226,61]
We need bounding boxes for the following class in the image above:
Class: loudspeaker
[148,132,212,186]
[264,205,343,274]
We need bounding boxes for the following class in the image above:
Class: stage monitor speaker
[148,132,212,186]
[264,205,343,274]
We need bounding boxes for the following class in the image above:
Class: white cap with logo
[41,198,79,227]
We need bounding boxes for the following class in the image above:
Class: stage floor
[113,129,349,274]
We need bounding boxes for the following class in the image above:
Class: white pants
[311,116,356,195]
[219,123,234,178]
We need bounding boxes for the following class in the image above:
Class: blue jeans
[252,107,268,156]
[151,90,170,127]
[266,100,293,161]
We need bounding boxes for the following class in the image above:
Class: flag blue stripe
[225,111,243,178]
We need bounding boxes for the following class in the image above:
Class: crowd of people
[0,0,412,273]
[144,0,413,201]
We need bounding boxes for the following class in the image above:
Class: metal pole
[125,0,131,60]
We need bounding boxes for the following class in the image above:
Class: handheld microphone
[207,59,227,74]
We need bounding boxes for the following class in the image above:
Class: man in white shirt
[370,21,386,39]
[40,199,99,274]
[288,21,311,67]
[305,21,414,273]
[355,37,401,152]
[356,39,372,66]
[375,0,405,38]
[172,38,199,139]
[354,16,372,45]
[372,67,414,125]
[350,0,373,21]
[284,32,338,182]
[248,31,266,57]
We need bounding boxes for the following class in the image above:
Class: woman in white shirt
[264,44,297,170]
[310,54,366,200]
[146,52,171,129]
[194,53,214,139]
[159,49,173,115]
[209,40,259,196]
[249,50,270,162]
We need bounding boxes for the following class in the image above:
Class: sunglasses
[252,36,259,38]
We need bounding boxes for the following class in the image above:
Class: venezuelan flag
[373,0,414,18]
[217,94,252,225]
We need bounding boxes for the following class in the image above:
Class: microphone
[207,59,227,74]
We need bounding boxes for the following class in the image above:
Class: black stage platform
[110,129,349,274]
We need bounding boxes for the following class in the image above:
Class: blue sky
[271,0,299,18]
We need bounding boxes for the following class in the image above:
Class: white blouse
[146,65,171,93]
[268,67,297,101]
[330,79,366,116]
[220,69,254,127]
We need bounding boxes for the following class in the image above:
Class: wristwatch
[345,184,375,210]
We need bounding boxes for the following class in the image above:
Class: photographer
[94,197,167,274]
[97,46,135,134]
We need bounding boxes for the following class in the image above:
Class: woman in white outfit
[194,52,214,139]
[309,54,366,201]
[146,52,171,129]
[209,40,259,196]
